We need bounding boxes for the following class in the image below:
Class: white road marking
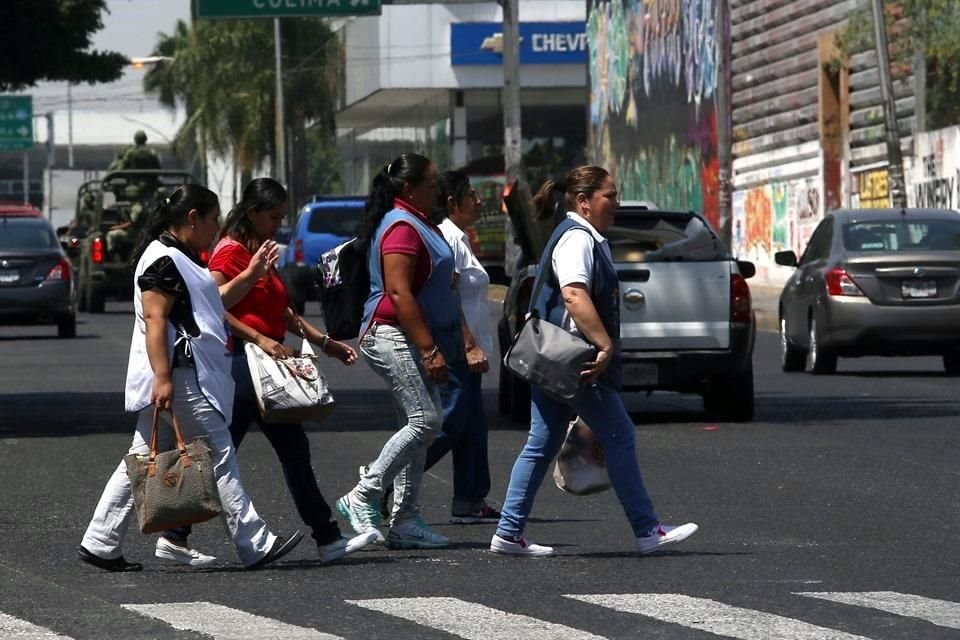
[122,602,343,640]
[797,591,960,629]
[0,613,73,639]
[346,596,606,640]
[566,593,875,640]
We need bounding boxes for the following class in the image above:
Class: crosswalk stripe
[122,602,343,640]
[796,591,960,630]
[565,594,876,640]
[346,596,606,640]
[0,612,73,639]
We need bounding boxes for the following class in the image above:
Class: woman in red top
[163,178,378,564]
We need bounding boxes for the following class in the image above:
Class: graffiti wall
[587,0,724,231]
[909,126,960,210]
[732,179,822,271]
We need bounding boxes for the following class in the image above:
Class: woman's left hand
[465,345,489,374]
[325,339,358,365]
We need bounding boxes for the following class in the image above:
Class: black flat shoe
[77,545,143,572]
[246,531,304,570]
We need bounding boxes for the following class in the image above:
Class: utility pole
[273,18,287,192]
[67,83,74,168]
[501,0,524,279]
[46,113,54,220]
[870,0,907,207]
[715,0,732,248]
[502,0,523,186]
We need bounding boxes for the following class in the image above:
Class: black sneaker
[77,545,143,572]
[450,504,502,524]
[246,531,304,570]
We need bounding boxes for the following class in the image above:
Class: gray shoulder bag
[503,233,597,401]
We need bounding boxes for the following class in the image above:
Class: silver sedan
[776,208,960,374]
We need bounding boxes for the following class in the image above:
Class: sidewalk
[750,283,781,332]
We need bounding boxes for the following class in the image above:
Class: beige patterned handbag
[124,407,222,534]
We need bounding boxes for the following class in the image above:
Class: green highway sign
[197,0,382,19]
[0,96,32,152]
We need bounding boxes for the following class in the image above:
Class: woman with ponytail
[161,178,378,565]
[490,166,699,557]
[80,185,303,572]
[336,153,463,550]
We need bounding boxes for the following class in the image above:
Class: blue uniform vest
[530,217,622,390]
[361,208,464,364]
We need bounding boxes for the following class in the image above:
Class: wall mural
[733,179,822,274]
[587,0,723,231]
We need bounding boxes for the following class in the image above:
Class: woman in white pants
[78,184,302,571]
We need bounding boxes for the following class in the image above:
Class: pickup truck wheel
[806,318,836,374]
[86,285,105,314]
[704,366,755,422]
[780,316,805,372]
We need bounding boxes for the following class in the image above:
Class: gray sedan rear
[776,208,960,374]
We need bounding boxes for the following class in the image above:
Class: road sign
[0,96,33,152]
[197,0,382,19]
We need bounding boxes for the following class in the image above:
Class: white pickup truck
[498,204,756,422]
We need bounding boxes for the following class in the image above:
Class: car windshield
[307,206,365,237]
[607,213,728,262]
[0,223,57,250]
[843,219,960,252]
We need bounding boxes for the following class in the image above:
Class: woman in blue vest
[491,166,699,556]
[337,153,471,550]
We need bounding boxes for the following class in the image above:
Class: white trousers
[80,369,276,566]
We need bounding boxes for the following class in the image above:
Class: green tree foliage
[836,1,960,128]
[143,18,340,203]
[0,0,127,91]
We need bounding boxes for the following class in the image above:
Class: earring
[190,224,196,229]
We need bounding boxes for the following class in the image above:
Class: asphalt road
[0,303,957,640]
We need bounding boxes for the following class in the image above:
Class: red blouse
[208,238,289,341]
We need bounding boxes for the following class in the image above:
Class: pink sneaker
[636,522,698,555]
[489,534,554,557]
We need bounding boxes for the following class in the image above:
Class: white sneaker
[318,531,380,564]
[636,522,698,555]
[489,534,554,557]
[155,537,217,567]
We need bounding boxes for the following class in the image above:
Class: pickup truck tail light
[825,268,864,296]
[199,249,210,265]
[731,272,752,324]
[294,239,304,265]
[91,237,104,264]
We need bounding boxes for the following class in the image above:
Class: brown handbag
[124,407,222,534]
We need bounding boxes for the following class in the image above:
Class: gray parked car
[775,208,960,375]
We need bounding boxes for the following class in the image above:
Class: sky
[28,0,192,145]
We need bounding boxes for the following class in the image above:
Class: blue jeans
[496,384,659,539]
[165,347,341,546]
[424,361,491,513]
[357,323,443,522]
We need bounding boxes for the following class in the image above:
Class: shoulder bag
[245,334,335,424]
[124,407,222,534]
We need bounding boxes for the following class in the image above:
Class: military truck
[70,170,193,313]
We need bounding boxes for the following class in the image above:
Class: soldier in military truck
[108,131,162,171]
[105,184,149,261]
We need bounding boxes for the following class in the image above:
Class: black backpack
[316,238,369,340]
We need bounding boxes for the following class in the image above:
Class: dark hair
[130,184,219,267]
[533,165,611,221]
[221,177,287,252]
[430,170,472,224]
[361,153,432,243]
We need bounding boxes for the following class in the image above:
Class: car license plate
[0,269,18,284]
[624,363,658,385]
[902,279,937,298]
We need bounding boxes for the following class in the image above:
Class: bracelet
[319,335,330,353]
[421,346,440,363]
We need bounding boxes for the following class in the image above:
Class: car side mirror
[736,260,756,279]
[774,251,798,267]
